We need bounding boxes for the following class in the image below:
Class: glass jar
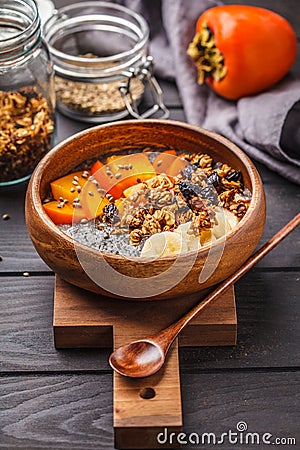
[0,0,55,186]
[43,1,169,123]
[35,0,55,25]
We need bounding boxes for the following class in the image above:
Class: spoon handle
[156,212,300,352]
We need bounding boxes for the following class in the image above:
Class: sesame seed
[88,176,94,181]
[92,179,99,186]
[57,204,62,209]
[70,187,75,193]
[117,164,124,169]
[73,175,79,181]
[59,196,64,201]
[128,163,133,169]
[115,173,121,179]
[105,194,114,202]
[23,272,30,277]
[88,191,94,197]
[157,160,162,167]
[2,214,10,220]
[80,218,88,224]
[76,186,81,193]
[72,180,79,186]
[73,197,80,203]
[0,255,3,261]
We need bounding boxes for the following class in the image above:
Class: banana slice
[212,207,227,238]
[176,222,201,251]
[177,222,218,249]
[141,231,188,258]
[224,208,238,230]
[141,207,238,258]
[212,207,238,238]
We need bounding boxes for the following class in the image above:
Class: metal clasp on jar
[119,56,169,120]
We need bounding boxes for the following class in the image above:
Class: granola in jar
[0,87,54,184]
[0,0,55,185]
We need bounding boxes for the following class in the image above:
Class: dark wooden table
[1,1,299,449]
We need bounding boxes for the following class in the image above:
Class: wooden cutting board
[53,276,237,449]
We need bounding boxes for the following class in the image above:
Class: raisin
[103,203,119,223]
[178,181,201,200]
[199,186,218,204]
[226,170,242,182]
[182,164,197,180]
[207,171,221,188]
[226,170,244,189]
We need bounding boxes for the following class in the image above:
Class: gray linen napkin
[121,0,300,184]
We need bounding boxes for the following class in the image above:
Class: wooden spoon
[109,213,300,378]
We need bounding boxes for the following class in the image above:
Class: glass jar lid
[43,1,168,122]
[0,0,40,63]
[43,1,150,80]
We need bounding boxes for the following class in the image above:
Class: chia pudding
[60,221,143,257]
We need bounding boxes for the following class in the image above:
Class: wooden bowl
[25,120,266,300]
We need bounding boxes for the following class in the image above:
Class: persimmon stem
[187,22,227,84]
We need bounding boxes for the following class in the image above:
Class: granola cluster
[98,152,251,246]
[0,87,54,183]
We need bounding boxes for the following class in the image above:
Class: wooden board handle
[114,330,182,449]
